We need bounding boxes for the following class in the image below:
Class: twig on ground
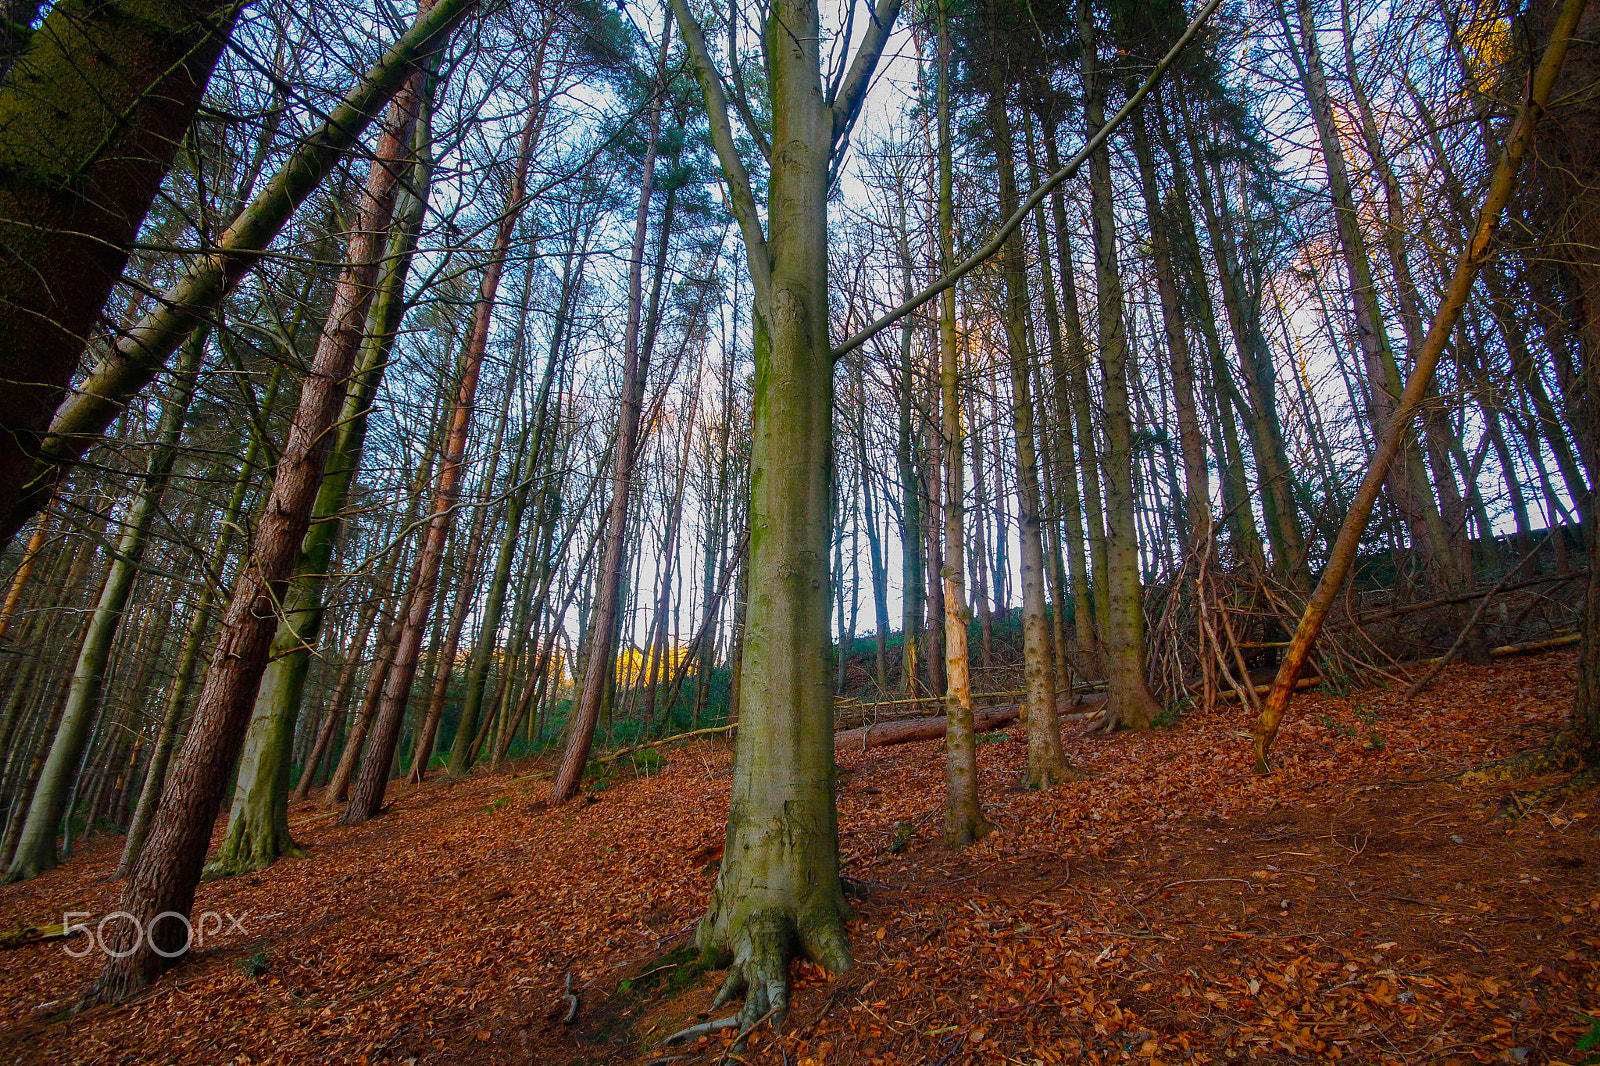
[1133,878,1253,904]
[562,972,579,1023]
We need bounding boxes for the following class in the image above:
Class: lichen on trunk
[688,287,854,1023]
[204,647,308,880]
[666,0,898,1027]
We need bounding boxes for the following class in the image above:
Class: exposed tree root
[1495,766,1600,820]
[708,910,795,1028]
[1448,735,1584,788]
[662,1014,740,1045]
[1442,732,1597,820]
[202,823,307,881]
[696,899,851,1035]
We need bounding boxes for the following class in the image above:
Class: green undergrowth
[584,747,666,792]
[576,942,714,1050]
[616,943,707,996]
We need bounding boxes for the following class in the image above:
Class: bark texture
[80,39,437,1001]
[0,0,237,534]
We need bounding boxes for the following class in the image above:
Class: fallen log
[1214,676,1322,702]
[1,923,81,950]
[1490,632,1578,657]
[834,694,1106,751]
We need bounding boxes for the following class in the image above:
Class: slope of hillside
[1,650,1595,1065]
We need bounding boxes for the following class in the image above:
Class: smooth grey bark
[668,0,900,1027]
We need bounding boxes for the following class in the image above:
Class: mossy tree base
[1449,734,1584,788]
[696,898,852,1030]
[2,852,50,884]
[1089,688,1164,734]
[944,809,994,849]
[1027,763,1087,789]
[203,817,305,880]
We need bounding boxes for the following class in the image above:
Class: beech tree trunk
[668,0,900,1025]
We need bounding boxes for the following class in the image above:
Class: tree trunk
[668,0,902,1023]
[1252,0,1588,769]
[1081,0,1162,731]
[1131,103,1212,558]
[5,328,205,882]
[895,220,927,696]
[550,14,674,803]
[940,2,992,846]
[342,90,538,824]
[449,205,583,775]
[1520,0,1600,756]
[208,92,436,873]
[0,0,239,534]
[81,32,438,1000]
[1042,127,1107,670]
[1177,106,1303,578]
[989,74,1076,778]
[1277,0,1453,585]
[115,365,285,878]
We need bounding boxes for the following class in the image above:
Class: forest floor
[1,649,1598,1065]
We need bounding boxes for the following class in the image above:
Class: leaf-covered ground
[1,650,1597,1064]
